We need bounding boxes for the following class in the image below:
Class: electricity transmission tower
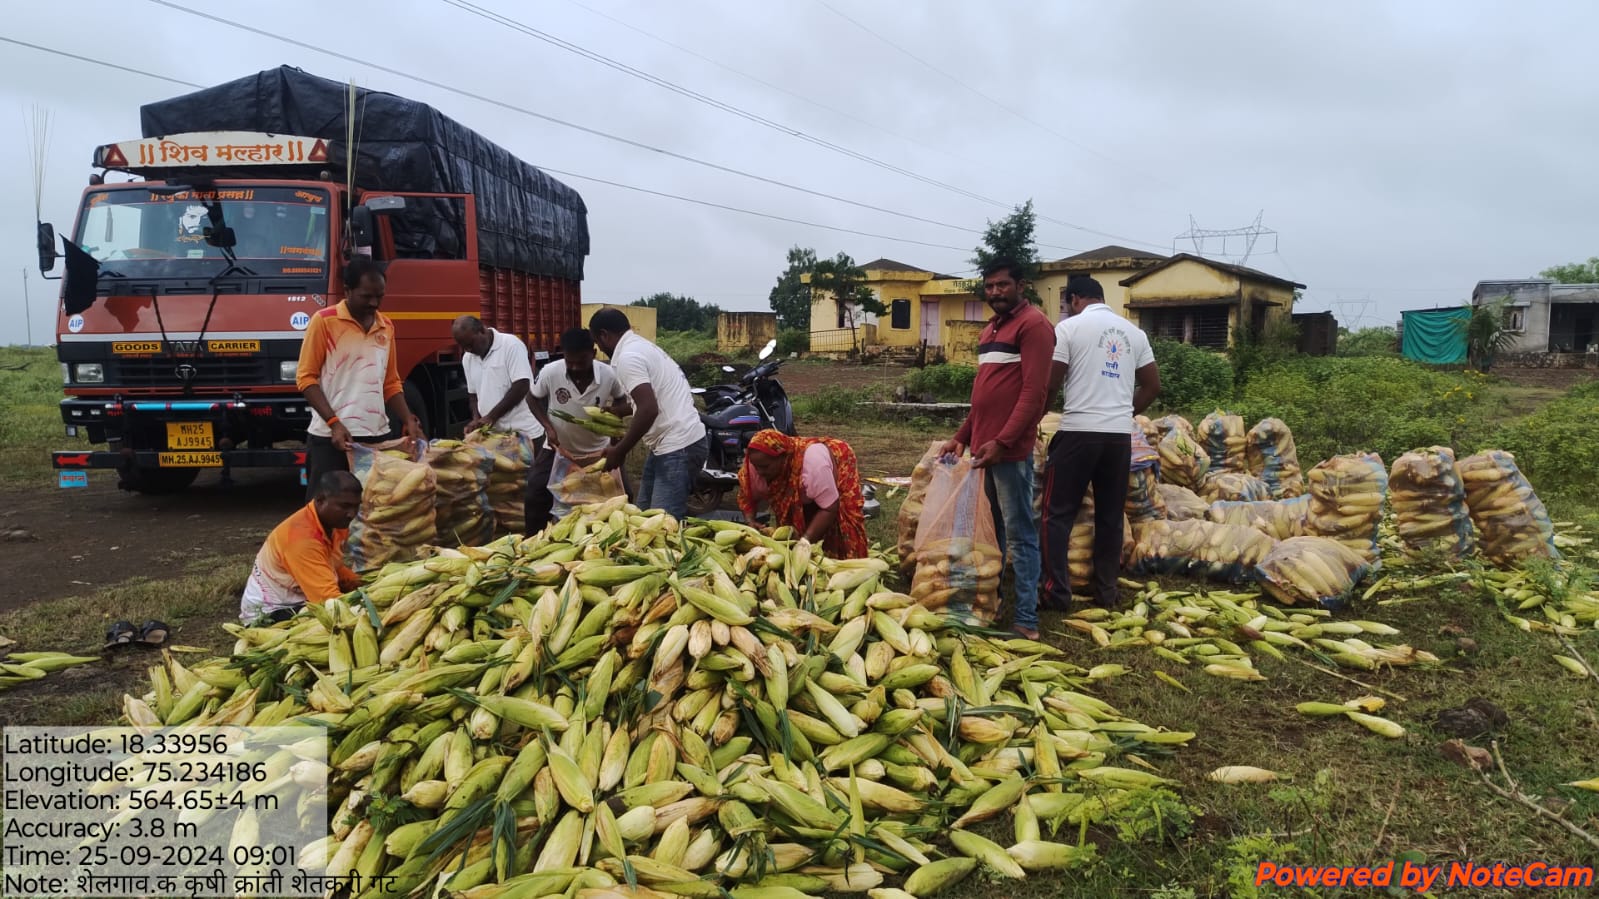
[1173,211,1278,266]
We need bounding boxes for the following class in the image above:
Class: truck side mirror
[350,206,376,248]
[37,223,58,273]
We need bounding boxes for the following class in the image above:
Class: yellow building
[580,303,657,341]
[1035,245,1168,320]
[1119,254,1303,348]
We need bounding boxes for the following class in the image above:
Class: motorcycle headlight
[73,363,104,384]
[279,361,298,382]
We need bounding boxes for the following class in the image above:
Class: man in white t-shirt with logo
[1040,276,1161,611]
[528,328,632,521]
[588,308,708,520]
[452,315,554,531]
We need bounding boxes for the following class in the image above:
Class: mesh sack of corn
[1130,519,1276,583]
[1031,412,1063,519]
[1125,466,1166,524]
[1129,422,1159,473]
[465,427,536,535]
[549,451,626,520]
[424,439,497,547]
[1253,535,1371,610]
[1198,410,1249,473]
[1197,469,1272,503]
[1157,484,1209,521]
[119,496,1163,896]
[1388,446,1474,559]
[897,441,944,575]
[346,440,438,571]
[911,456,1003,626]
[1151,414,1194,443]
[1458,449,1559,567]
[1068,488,1135,589]
[1157,430,1210,489]
[1207,496,1310,541]
[1134,414,1161,444]
[1305,452,1388,564]
[1245,417,1305,498]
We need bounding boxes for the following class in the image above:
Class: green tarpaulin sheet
[1401,308,1469,364]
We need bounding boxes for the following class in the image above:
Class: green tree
[631,292,721,333]
[1460,297,1519,371]
[767,245,816,330]
[810,252,883,349]
[970,199,1041,305]
[1335,326,1399,357]
[1538,256,1599,284]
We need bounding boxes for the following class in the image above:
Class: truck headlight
[279,361,298,382]
[73,363,104,384]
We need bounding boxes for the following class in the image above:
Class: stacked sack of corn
[1125,467,1166,524]
[466,427,537,535]
[1130,519,1276,583]
[1031,412,1063,518]
[346,441,438,571]
[1305,453,1388,564]
[1068,488,1136,589]
[424,439,496,547]
[1134,414,1161,444]
[1207,496,1310,541]
[1245,418,1305,498]
[1198,411,1249,473]
[1157,484,1210,521]
[1198,470,1273,503]
[911,456,1003,625]
[898,443,943,575]
[1157,430,1210,490]
[1457,450,1560,567]
[1253,536,1372,610]
[1151,414,1193,443]
[121,497,1178,896]
[1388,447,1474,559]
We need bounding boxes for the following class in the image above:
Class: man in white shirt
[528,328,632,520]
[452,315,554,531]
[1041,276,1162,611]
[589,308,709,520]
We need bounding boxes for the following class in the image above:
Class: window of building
[890,299,911,330]
[1504,307,1525,333]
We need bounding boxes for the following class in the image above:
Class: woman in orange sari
[738,430,869,558]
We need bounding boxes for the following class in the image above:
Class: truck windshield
[76,185,331,277]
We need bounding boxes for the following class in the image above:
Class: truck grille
[113,357,270,387]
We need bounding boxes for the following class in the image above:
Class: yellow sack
[1157,484,1210,521]
[1198,410,1249,473]
[1389,447,1473,559]
[1207,496,1310,541]
[423,439,495,547]
[898,442,944,575]
[1131,519,1276,584]
[910,456,1003,626]
[346,440,438,572]
[1253,536,1371,610]
[465,427,536,536]
[1198,470,1273,503]
[1245,417,1305,498]
[1304,453,1388,564]
[1157,430,1210,489]
[1458,450,1559,567]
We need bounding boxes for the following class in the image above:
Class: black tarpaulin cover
[139,66,588,281]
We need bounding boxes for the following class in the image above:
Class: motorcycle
[688,340,878,519]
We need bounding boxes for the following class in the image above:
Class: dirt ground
[0,468,296,613]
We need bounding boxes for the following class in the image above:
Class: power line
[0,36,203,89]
[144,0,1079,252]
[555,0,982,168]
[435,0,1150,251]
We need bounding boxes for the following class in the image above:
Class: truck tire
[120,466,200,495]
[400,382,433,438]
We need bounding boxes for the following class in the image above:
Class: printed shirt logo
[1099,326,1130,380]
[555,387,573,405]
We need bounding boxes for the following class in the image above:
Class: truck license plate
[166,421,214,450]
[157,452,223,468]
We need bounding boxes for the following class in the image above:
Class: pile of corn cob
[551,407,628,439]
[1058,580,1440,684]
[0,649,99,691]
[122,497,1195,898]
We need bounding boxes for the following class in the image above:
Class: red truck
[40,67,588,493]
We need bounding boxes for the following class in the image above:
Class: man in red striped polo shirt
[938,258,1055,638]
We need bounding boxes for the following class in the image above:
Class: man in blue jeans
[938,258,1055,638]
[590,308,709,520]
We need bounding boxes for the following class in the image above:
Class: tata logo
[290,312,312,331]
[176,364,199,384]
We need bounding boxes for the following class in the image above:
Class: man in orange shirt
[296,257,426,501]
[239,471,364,623]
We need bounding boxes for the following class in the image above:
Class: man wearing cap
[1041,275,1161,611]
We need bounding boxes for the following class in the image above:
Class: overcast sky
[3,0,1597,346]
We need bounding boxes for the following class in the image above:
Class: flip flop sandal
[138,620,172,647]
[103,620,137,651]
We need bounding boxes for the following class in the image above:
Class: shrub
[1491,382,1599,500]
[1337,326,1399,357]
[903,364,977,402]
[775,329,809,357]
[656,330,717,363]
[794,386,869,418]
[1150,339,1233,414]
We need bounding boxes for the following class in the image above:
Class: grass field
[5,344,1599,896]
[0,345,85,484]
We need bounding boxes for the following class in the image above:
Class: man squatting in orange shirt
[239,470,364,623]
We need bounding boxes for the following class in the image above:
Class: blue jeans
[984,459,1041,631]
[639,435,709,520]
